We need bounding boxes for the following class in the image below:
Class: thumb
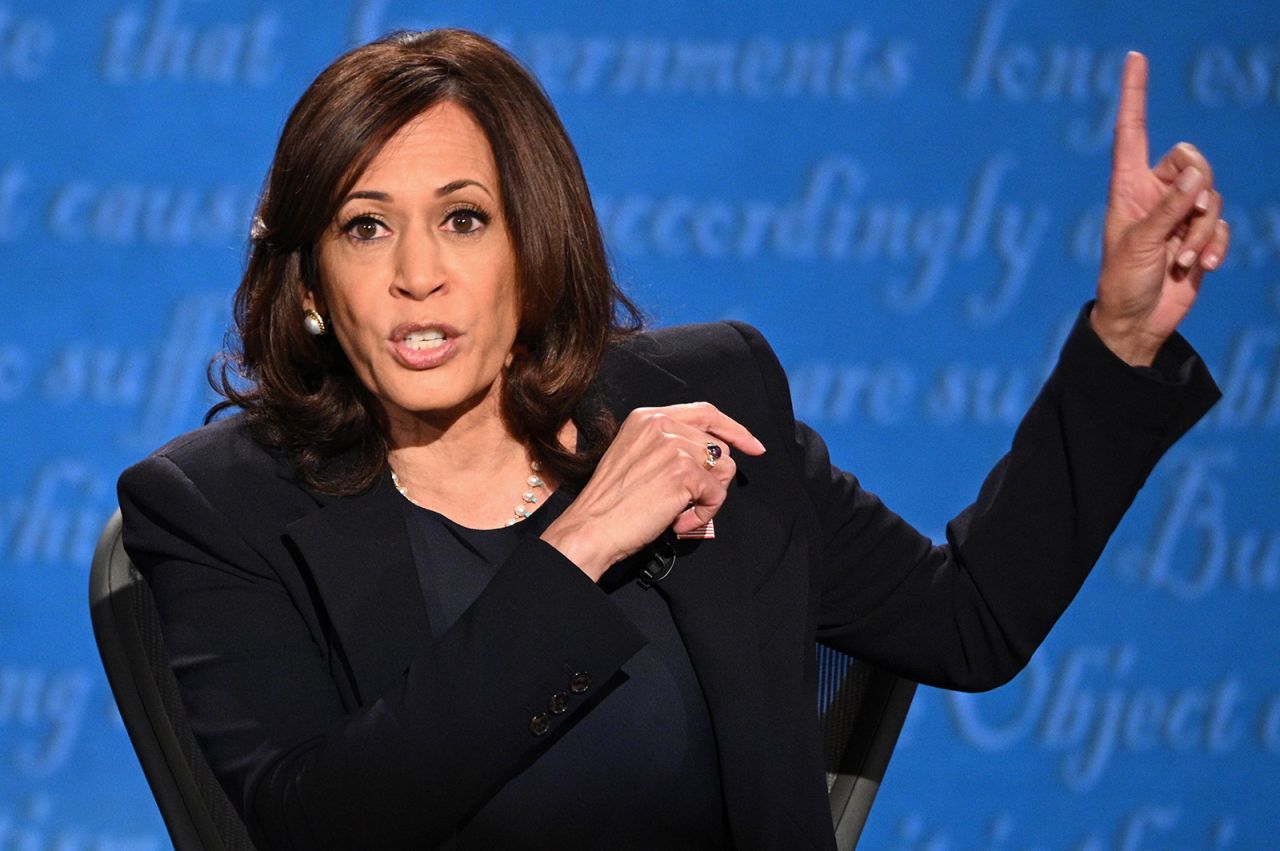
[672,492,723,534]
[672,505,713,535]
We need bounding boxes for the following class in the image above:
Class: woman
[118,28,1227,851]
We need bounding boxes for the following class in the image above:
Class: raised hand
[1092,51,1231,366]
[541,402,766,582]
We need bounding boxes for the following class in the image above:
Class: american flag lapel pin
[675,519,715,540]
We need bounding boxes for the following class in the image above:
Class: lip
[388,321,462,370]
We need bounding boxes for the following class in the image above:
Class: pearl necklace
[390,460,546,527]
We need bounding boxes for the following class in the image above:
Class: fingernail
[1202,253,1220,270]
[1177,167,1202,193]
[1194,189,1211,212]
[1178,248,1197,268]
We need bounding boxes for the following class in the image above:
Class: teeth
[403,329,446,350]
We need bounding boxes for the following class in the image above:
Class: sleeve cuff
[1050,301,1222,431]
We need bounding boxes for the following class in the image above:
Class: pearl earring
[303,309,327,336]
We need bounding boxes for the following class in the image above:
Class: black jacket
[118,310,1219,850]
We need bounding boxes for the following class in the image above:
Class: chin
[381,378,502,425]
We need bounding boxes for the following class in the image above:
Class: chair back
[89,509,259,851]
[816,644,917,849]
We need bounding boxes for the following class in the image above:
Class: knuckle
[1185,231,1210,251]
[1176,141,1206,165]
[1188,148,1213,178]
[641,411,668,431]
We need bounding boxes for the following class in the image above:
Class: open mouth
[402,328,447,350]
[389,323,461,369]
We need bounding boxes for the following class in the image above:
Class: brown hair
[211,29,642,494]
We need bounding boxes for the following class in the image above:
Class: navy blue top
[401,490,727,849]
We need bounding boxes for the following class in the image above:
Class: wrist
[1089,304,1162,367]
[541,516,615,582]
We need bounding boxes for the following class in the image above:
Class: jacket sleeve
[117,451,648,850]
[728,303,1220,692]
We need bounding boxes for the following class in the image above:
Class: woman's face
[309,101,520,433]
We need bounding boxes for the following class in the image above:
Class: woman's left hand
[1092,51,1231,367]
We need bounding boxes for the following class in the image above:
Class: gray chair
[89,510,258,851]
[817,645,917,849]
[91,508,915,850]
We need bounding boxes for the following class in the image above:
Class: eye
[341,214,388,242]
[443,206,490,235]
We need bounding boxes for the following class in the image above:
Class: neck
[382,381,579,528]
[385,391,531,526]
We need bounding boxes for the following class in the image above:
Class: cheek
[499,257,521,323]
[323,288,384,372]
[498,288,522,353]
[479,255,521,346]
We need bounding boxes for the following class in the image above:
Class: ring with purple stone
[703,442,722,470]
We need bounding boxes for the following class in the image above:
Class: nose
[391,230,447,299]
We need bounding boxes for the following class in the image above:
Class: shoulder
[611,321,794,417]
[600,321,799,453]
[117,412,316,533]
[123,413,286,486]
[616,320,770,369]
[612,321,787,396]
[146,411,275,464]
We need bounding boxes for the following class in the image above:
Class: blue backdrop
[3,1,1278,847]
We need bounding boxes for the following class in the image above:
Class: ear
[505,340,529,369]
[301,286,326,316]
[299,245,326,314]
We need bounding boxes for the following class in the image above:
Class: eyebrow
[343,190,391,203]
[339,180,495,205]
[436,179,494,199]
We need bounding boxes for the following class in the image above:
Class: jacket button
[548,692,569,715]
[569,672,591,695]
[530,713,551,736]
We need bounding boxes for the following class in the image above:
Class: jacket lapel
[283,474,430,705]
[591,342,787,847]
[659,523,786,847]
[280,335,797,846]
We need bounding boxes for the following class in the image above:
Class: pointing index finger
[667,402,766,456]
[1112,51,1150,175]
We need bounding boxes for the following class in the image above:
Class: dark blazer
[118,309,1218,851]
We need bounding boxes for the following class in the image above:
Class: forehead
[352,101,499,190]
